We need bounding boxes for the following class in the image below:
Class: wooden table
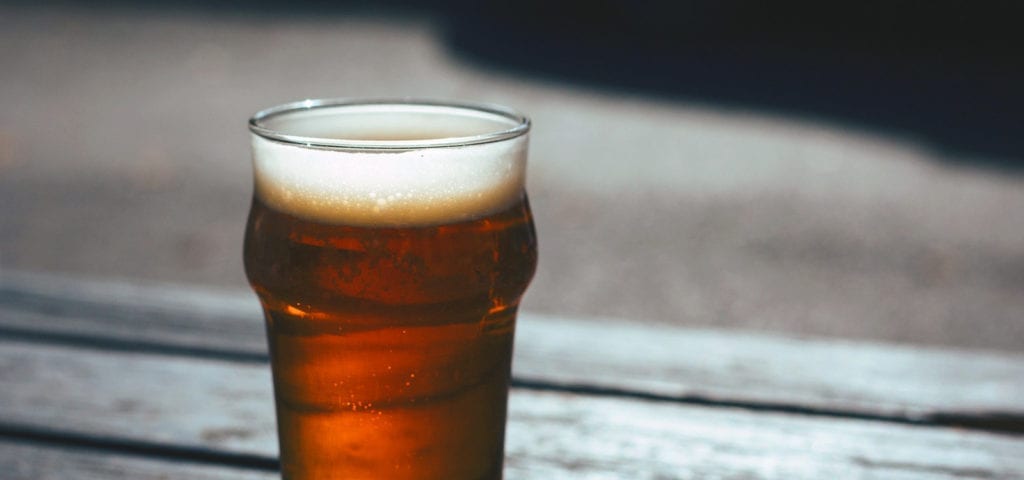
[1,271,1022,479]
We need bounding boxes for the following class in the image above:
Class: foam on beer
[251,104,528,227]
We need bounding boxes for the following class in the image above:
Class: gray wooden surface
[3,343,1023,479]
[1,272,1023,478]
[2,270,1022,422]
[0,438,277,480]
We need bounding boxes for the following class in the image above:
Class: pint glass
[243,99,537,479]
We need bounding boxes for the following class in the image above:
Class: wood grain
[1,341,1021,479]
[0,438,276,480]
[2,270,1023,422]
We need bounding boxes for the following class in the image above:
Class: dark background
[27,0,1024,162]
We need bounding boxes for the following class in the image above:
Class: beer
[244,100,536,480]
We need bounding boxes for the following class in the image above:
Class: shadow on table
[441,0,1024,170]
[9,0,1024,169]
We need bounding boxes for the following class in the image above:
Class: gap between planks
[1,342,1022,480]
[2,270,1023,436]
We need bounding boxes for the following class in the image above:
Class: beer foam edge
[251,135,528,227]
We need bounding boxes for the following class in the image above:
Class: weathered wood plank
[2,270,1023,422]
[0,341,1021,479]
[0,272,263,357]
[0,438,275,480]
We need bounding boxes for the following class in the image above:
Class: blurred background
[1,0,1022,352]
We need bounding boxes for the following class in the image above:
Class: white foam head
[249,100,530,227]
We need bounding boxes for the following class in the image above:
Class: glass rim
[248,98,531,150]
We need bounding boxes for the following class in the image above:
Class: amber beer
[243,100,536,479]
